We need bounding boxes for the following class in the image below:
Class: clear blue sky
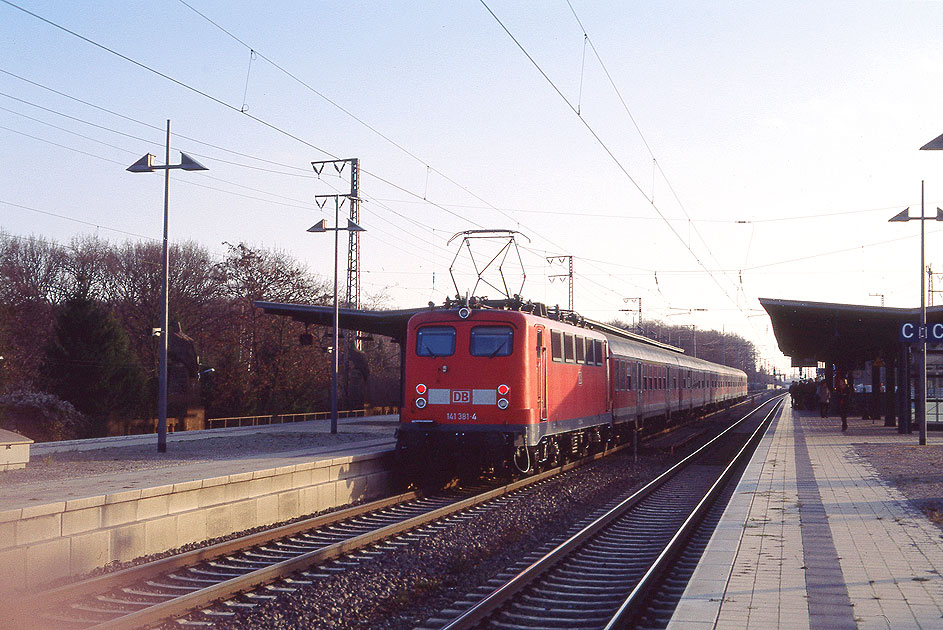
[3,0,943,375]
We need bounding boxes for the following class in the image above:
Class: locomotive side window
[564,333,575,363]
[470,326,513,357]
[576,336,586,364]
[585,339,594,365]
[593,340,603,366]
[551,331,563,362]
[416,326,456,357]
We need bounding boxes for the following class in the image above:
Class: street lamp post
[888,182,943,445]
[127,120,207,453]
[308,197,365,434]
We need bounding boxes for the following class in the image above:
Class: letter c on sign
[902,323,915,339]
[935,324,943,341]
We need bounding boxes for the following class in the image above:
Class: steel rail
[602,396,784,629]
[437,395,782,630]
[10,491,418,616]
[89,443,626,630]
[13,440,629,630]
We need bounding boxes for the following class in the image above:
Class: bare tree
[0,233,68,389]
[207,242,331,416]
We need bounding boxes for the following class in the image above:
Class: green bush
[0,389,89,442]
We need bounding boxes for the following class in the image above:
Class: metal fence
[205,409,370,430]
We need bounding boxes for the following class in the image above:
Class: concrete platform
[0,415,399,595]
[668,401,943,629]
[0,428,32,471]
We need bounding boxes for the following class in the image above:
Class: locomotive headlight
[416,383,427,395]
[497,398,509,410]
[415,397,427,409]
[497,384,510,396]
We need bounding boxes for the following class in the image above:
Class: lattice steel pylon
[312,158,362,350]
[547,255,574,311]
[346,159,361,342]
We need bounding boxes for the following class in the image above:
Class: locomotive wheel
[547,437,561,468]
[577,431,590,458]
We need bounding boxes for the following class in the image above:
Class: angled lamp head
[345,219,366,232]
[921,133,943,151]
[127,153,156,173]
[889,207,911,223]
[178,152,208,171]
[307,219,328,233]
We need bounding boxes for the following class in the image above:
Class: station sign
[790,356,818,368]
[899,322,943,343]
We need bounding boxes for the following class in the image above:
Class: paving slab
[668,401,943,629]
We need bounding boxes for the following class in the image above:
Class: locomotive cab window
[416,326,456,357]
[470,326,513,357]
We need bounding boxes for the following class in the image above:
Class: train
[395,298,748,477]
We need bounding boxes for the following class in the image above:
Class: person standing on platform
[837,375,853,431]
[816,379,830,418]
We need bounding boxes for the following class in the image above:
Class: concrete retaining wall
[0,449,394,596]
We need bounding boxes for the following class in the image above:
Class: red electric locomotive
[396,299,747,477]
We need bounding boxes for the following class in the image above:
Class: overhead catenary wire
[4,0,915,357]
[0,1,630,309]
[0,70,476,274]
[478,0,744,318]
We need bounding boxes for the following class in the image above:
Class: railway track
[425,395,784,630]
[8,440,634,630]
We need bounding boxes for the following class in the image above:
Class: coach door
[536,328,548,420]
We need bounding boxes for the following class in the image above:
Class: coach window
[615,361,623,391]
[416,326,456,357]
[627,363,633,390]
[564,333,576,363]
[470,326,513,357]
[576,336,586,363]
[551,331,563,362]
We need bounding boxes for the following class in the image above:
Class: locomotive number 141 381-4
[446,412,477,421]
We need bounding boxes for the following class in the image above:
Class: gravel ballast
[207,450,669,630]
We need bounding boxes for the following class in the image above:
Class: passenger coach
[397,300,747,475]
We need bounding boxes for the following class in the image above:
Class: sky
[3,0,943,377]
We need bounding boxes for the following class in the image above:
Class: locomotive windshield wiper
[420,342,439,358]
[488,342,508,359]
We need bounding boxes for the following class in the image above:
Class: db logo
[452,390,471,403]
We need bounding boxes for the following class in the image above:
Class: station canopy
[759,297,943,368]
[254,301,423,343]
